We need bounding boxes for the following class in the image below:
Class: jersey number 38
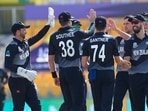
[59,40,75,57]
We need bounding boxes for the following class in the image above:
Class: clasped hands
[120,60,131,71]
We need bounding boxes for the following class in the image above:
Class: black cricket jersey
[124,34,148,74]
[5,25,50,77]
[116,37,126,72]
[48,26,91,68]
[82,32,119,70]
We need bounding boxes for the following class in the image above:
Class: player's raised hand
[47,7,55,27]
[87,8,96,23]
[107,18,117,30]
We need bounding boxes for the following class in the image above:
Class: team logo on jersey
[19,50,29,60]
[18,46,24,53]
[120,39,125,45]
[5,50,10,57]
[133,42,138,48]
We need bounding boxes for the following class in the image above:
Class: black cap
[141,12,148,22]
[141,12,148,17]
[58,11,73,22]
[72,19,82,26]
[11,21,30,34]
[132,14,145,22]
[95,16,106,28]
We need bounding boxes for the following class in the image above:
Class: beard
[133,25,142,34]
[20,33,25,39]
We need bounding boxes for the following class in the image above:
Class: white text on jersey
[133,49,148,56]
[90,38,109,43]
[56,32,74,40]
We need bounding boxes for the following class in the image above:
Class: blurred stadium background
[0,0,148,111]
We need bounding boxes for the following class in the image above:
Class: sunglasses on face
[132,20,140,24]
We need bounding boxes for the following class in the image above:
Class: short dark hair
[124,15,134,22]
[95,16,106,30]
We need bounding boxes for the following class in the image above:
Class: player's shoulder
[124,35,135,47]
[103,34,115,39]
[50,31,59,37]
[49,30,61,42]
[127,35,136,41]
[7,39,17,47]
[74,29,87,37]
[5,40,19,53]
[115,36,123,43]
[84,35,94,42]
[102,34,117,43]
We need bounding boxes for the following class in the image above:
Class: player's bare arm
[114,56,131,70]
[48,55,60,86]
[81,56,89,70]
[87,8,96,23]
[107,18,131,40]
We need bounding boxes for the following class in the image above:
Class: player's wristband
[51,71,57,78]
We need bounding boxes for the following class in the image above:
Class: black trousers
[59,82,87,111]
[129,73,148,111]
[59,67,86,111]
[112,71,134,111]
[8,77,41,111]
[89,70,114,111]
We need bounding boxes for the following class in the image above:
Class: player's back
[83,32,119,70]
[49,26,88,68]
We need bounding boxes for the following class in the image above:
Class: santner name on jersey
[90,37,109,43]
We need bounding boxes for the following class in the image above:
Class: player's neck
[15,36,24,42]
[96,30,104,33]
